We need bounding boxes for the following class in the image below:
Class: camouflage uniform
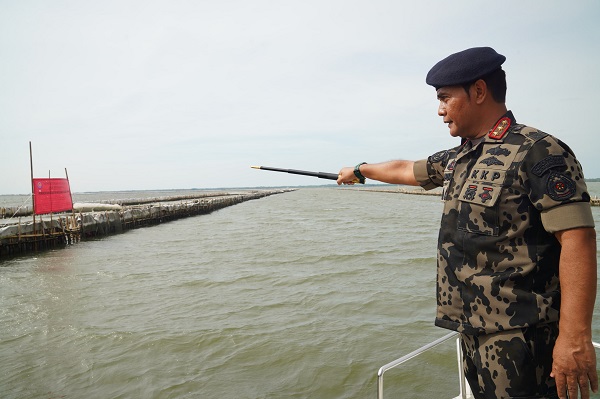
[413,111,595,398]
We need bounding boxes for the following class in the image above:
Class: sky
[1,0,599,194]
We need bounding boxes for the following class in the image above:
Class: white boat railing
[376,331,469,399]
[377,333,600,399]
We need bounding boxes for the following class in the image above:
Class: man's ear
[473,79,487,104]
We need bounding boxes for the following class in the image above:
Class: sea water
[1,185,600,399]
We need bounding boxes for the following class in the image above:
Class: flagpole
[29,141,36,250]
[65,168,74,211]
[49,170,53,225]
[65,168,75,243]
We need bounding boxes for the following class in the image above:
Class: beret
[426,47,506,89]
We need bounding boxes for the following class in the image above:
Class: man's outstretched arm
[337,160,419,186]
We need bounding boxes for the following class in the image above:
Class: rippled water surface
[2,186,600,399]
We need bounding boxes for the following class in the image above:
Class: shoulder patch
[528,131,547,141]
[488,117,511,140]
[429,150,449,164]
[546,172,576,201]
[532,155,566,177]
[518,126,547,142]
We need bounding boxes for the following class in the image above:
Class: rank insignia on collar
[488,117,511,140]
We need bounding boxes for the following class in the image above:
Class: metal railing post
[377,332,458,399]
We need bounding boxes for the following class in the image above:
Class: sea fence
[1,187,598,259]
[0,189,294,259]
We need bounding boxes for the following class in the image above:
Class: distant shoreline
[346,186,600,206]
[0,179,599,198]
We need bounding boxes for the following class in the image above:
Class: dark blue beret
[426,47,506,89]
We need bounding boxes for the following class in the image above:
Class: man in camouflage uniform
[337,47,598,399]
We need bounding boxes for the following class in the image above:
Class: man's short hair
[462,68,507,103]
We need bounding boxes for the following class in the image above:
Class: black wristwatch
[353,162,367,184]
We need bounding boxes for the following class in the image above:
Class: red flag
[32,178,73,215]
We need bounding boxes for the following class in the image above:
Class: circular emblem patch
[546,172,576,201]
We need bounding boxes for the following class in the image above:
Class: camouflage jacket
[413,111,595,335]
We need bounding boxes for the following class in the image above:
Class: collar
[457,111,516,158]
[460,111,516,147]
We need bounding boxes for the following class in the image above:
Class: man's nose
[438,102,446,116]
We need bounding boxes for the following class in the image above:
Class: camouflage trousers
[460,322,559,399]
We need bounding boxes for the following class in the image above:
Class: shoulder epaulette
[488,117,511,140]
[516,126,548,142]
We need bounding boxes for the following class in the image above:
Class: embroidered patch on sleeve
[546,172,576,201]
[532,155,566,177]
[429,150,449,164]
